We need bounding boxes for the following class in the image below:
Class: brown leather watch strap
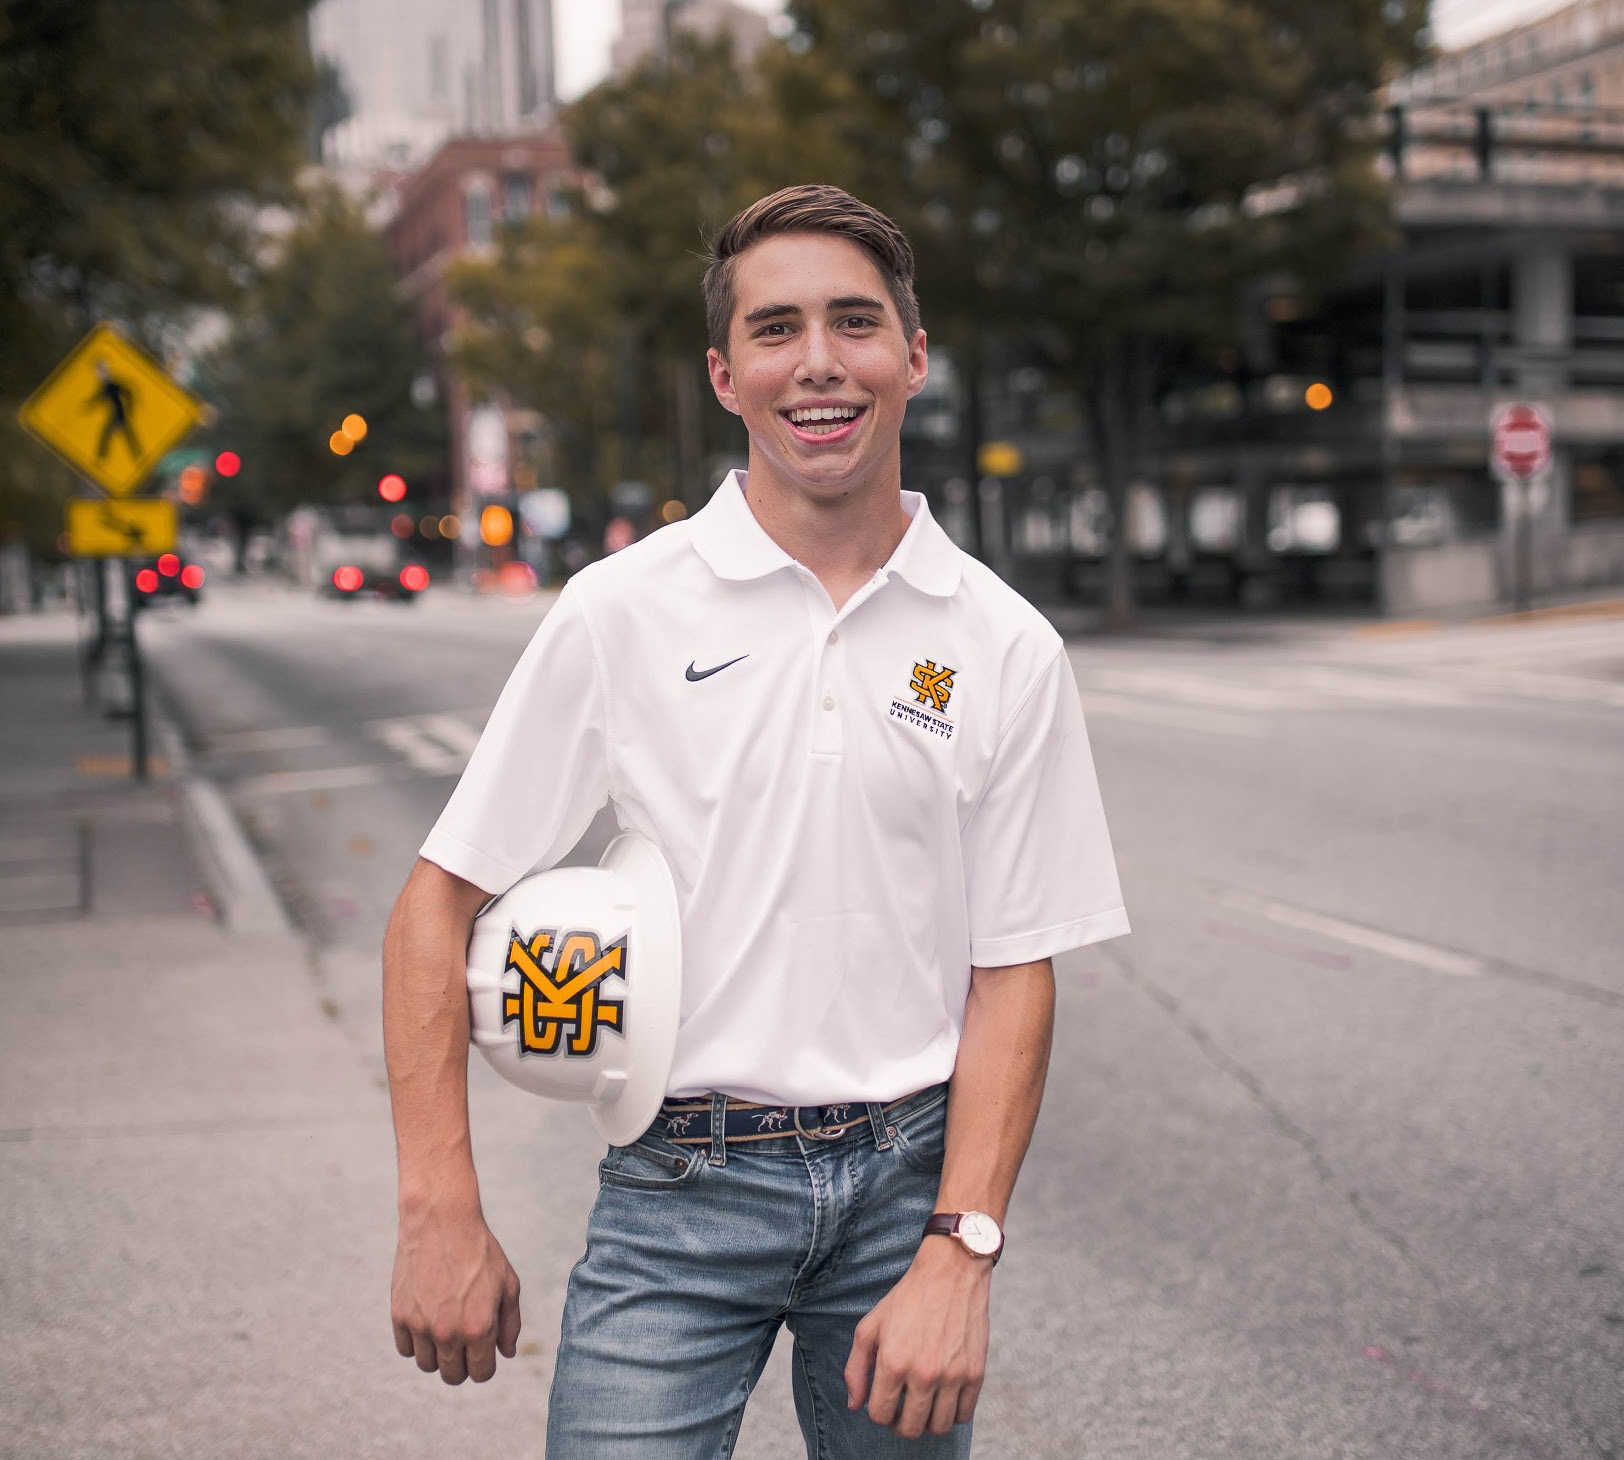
[922,1213,960,1240]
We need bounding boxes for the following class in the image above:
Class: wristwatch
[923,1210,1004,1264]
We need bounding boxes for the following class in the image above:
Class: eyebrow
[740,294,890,325]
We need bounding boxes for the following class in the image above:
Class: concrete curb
[147,676,296,938]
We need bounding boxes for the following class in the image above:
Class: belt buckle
[793,1106,843,1141]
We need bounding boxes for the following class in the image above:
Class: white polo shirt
[421,470,1128,1106]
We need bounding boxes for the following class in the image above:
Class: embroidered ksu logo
[501,926,627,1058]
[910,660,955,713]
[890,656,958,741]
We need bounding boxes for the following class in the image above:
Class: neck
[740,451,911,608]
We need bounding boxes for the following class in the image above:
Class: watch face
[957,1211,1002,1257]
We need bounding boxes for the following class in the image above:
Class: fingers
[865,1363,904,1429]
[895,1377,936,1441]
[393,1320,414,1360]
[411,1331,437,1374]
[496,1276,522,1360]
[843,1319,878,1411]
[929,1381,963,1437]
[467,1331,500,1384]
[437,1336,470,1386]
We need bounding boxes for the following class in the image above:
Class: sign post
[18,324,205,780]
[1491,402,1552,614]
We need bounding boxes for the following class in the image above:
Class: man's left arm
[843,956,1056,1440]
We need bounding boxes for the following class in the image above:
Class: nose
[794,323,845,386]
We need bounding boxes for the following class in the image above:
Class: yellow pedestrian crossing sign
[18,323,204,496]
[65,498,178,557]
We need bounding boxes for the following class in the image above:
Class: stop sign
[1492,403,1552,479]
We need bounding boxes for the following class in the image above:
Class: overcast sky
[554,0,1577,100]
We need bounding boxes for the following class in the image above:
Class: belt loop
[867,1102,893,1150]
[708,1091,728,1167]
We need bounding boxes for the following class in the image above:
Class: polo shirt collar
[690,470,962,597]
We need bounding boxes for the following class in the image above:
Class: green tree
[196,186,447,554]
[449,31,859,515]
[781,0,1426,625]
[449,216,622,502]
[0,0,316,556]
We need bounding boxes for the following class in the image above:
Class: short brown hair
[703,185,921,355]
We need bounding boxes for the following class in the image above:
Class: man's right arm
[383,855,522,1385]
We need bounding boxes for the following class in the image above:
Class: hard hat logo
[502,928,628,1058]
[466,831,681,1146]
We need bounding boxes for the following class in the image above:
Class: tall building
[609,0,770,76]
[386,130,581,537]
[310,0,557,171]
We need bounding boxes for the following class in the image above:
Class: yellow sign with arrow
[18,324,204,496]
[65,498,178,557]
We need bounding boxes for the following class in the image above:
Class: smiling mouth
[782,405,866,439]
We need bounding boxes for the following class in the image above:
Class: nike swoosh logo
[685,654,748,682]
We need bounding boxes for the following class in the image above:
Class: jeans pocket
[887,1092,948,1176]
[597,1136,706,1191]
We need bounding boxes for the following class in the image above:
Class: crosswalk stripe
[367,717,465,775]
[235,764,390,797]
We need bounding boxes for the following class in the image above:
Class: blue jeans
[545,1085,972,1459]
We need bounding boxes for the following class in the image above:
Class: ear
[905,329,929,401]
[707,347,741,415]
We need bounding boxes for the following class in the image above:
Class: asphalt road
[142,579,1624,1460]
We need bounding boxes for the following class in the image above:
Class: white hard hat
[465,830,682,1145]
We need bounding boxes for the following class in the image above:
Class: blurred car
[133,552,204,606]
[328,561,431,601]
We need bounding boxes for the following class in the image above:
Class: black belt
[654,1093,914,1145]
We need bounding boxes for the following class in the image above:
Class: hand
[391,1204,522,1385]
[843,1240,993,1439]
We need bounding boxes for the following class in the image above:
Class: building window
[503,175,531,225]
[1573,454,1624,520]
[465,185,492,248]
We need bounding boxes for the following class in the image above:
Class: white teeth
[788,406,859,424]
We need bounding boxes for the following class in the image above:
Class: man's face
[707,232,927,500]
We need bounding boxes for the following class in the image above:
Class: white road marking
[234,764,390,797]
[1220,889,1489,977]
[367,717,465,775]
[1079,690,1267,739]
[207,725,333,753]
[417,712,484,758]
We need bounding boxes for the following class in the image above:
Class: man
[384,184,1129,1456]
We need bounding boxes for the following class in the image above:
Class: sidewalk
[0,607,579,1459]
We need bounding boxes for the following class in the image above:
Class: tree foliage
[0,0,316,554]
[196,187,447,526]
[778,0,1427,623]
[449,32,860,509]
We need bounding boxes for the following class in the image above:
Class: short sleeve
[961,647,1129,966]
[418,584,610,895]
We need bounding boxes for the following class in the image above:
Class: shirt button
[822,695,835,711]
[827,630,838,644]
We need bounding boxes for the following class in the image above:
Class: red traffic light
[378,473,407,503]
[135,569,159,594]
[215,451,241,477]
[158,553,180,577]
[180,564,205,590]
